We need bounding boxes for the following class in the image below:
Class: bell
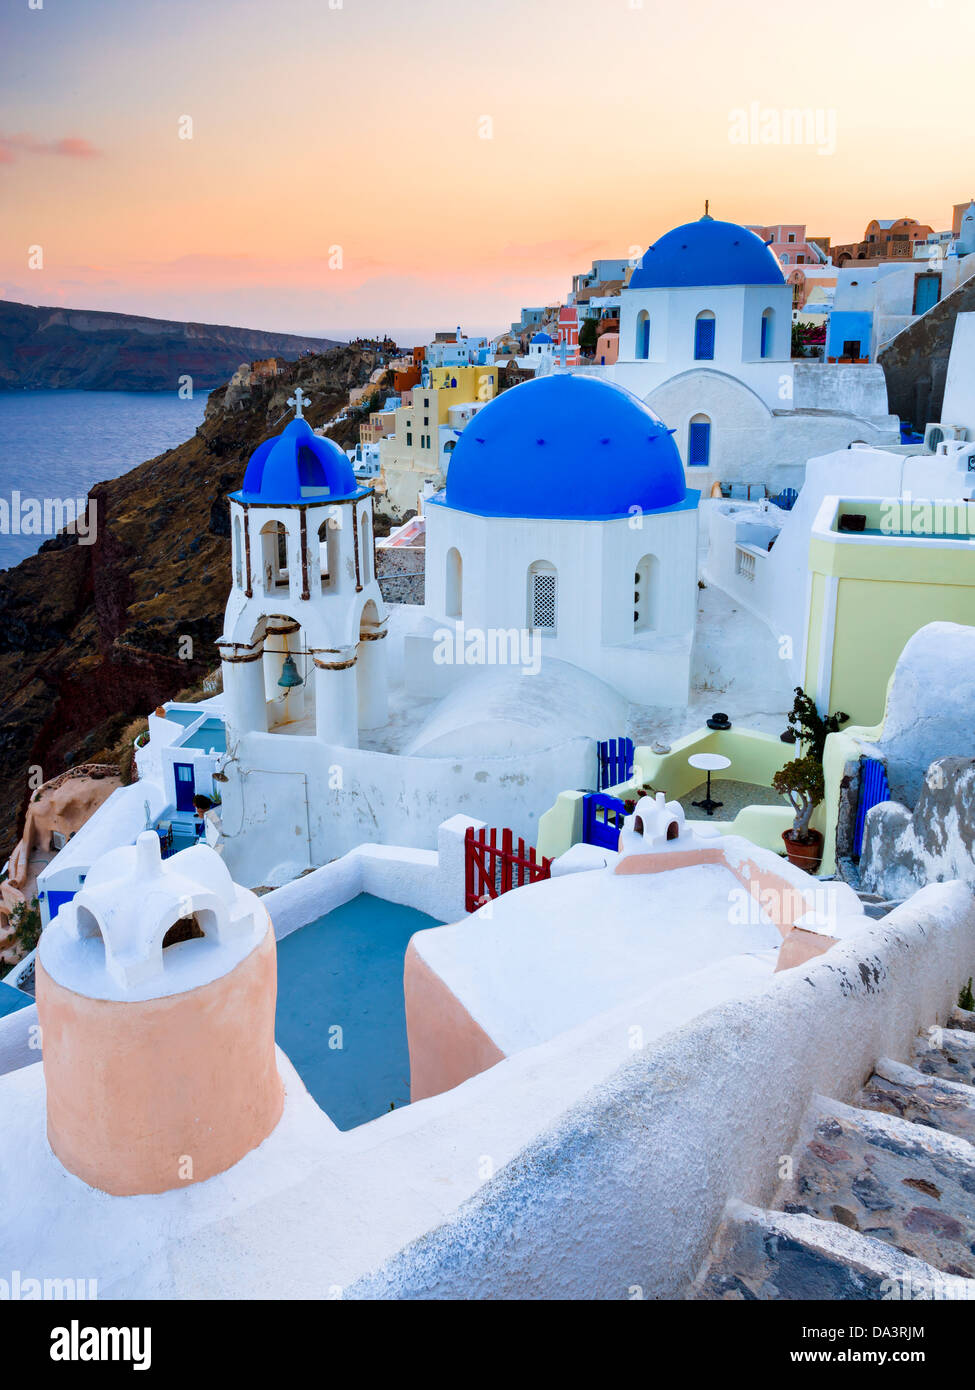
[277,654,303,689]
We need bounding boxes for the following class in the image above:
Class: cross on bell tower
[288,386,311,420]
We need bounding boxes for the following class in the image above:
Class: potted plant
[773,754,825,870]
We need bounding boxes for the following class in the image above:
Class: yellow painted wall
[806,531,975,726]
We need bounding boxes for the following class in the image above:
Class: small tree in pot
[773,754,825,869]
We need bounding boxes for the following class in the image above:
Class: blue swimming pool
[181,719,227,753]
[274,893,443,1130]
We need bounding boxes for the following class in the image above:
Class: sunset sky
[1,0,971,344]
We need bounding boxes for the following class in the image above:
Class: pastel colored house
[803,493,975,727]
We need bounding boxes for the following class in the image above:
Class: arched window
[694,310,716,361]
[634,553,659,632]
[688,414,711,468]
[635,310,650,360]
[527,560,557,634]
[260,521,289,595]
[233,515,243,588]
[318,516,339,593]
[360,511,371,584]
[445,547,462,618]
[760,308,774,358]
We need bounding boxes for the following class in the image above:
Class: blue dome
[441,375,691,521]
[628,217,785,290]
[232,417,363,505]
[530,331,553,344]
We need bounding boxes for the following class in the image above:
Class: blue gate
[597,737,634,791]
[854,757,891,857]
[583,793,627,851]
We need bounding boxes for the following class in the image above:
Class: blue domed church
[407,374,700,706]
[609,212,897,493]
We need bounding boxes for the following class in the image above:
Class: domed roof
[232,417,363,506]
[441,375,690,521]
[628,216,786,290]
[530,331,553,344]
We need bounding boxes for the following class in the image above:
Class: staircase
[690,1007,975,1299]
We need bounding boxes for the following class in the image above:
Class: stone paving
[690,1006,975,1299]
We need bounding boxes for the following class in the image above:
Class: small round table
[688,752,731,816]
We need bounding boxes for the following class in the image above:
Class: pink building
[557,305,579,349]
[748,224,830,269]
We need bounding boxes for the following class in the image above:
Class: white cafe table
[688,752,731,816]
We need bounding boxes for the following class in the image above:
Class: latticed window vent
[531,571,557,631]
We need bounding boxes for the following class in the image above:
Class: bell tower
[218,390,388,750]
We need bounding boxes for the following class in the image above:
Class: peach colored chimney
[36,832,283,1196]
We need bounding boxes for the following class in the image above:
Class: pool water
[274,893,443,1130]
[181,719,227,752]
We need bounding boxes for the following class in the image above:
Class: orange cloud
[0,132,100,162]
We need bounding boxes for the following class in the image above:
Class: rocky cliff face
[0,346,387,858]
[0,299,341,391]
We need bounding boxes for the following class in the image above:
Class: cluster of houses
[3,202,975,1302]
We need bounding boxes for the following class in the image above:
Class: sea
[0,390,208,570]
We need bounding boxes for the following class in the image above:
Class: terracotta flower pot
[782,828,824,872]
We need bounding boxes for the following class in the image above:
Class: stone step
[858,1057,975,1144]
[912,1027,975,1086]
[780,1096,975,1277]
[688,1201,975,1301]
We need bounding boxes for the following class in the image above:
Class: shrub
[773,755,824,843]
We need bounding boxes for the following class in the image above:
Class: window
[787,233,796,243]
[445,547,462,617]
[528,561,557,633]
[634,554,658,632]
[233,515,243,587]
[694,311,715,360]
[760,309,774,359]
[688,415,711,467]
[635,309,650,359]
[406,432,412,446]
[842,340,861,359]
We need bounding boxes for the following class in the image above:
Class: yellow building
[803,494,975,725]
[378,365,497,518]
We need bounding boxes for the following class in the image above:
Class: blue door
[45,889,76,923]
[689,421,711,467]
[174,762,196,813]
[914,274,940,315]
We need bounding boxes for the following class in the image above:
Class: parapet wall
[347,879,975,1299]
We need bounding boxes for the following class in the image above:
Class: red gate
[464,826,552,913]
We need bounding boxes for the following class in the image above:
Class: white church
[607,213,899,494]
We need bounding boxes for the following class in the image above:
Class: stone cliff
[0,299,341,392]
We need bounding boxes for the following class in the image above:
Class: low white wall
[264,814,482,939]
[0,1003,39,1077]
[346,879,975,1299]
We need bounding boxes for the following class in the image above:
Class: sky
[1,0,972,345]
